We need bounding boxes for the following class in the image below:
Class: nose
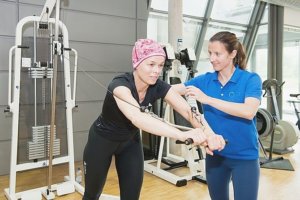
[209,54,215,62]
[153,65,161,74]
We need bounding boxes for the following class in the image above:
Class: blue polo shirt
[185,66,262,160]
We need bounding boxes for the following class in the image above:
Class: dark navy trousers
[206,154,260,200]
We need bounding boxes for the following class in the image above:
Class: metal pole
[34,21,37,126]
[168,0,183,156]
[48,0,60,191]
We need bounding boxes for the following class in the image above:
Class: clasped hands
[182,128,226,155]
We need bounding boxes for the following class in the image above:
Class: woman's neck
[218,65,236,85]
[133,72,148,102]
[133,72,148,91]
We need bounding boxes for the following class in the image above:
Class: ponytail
[235,42,247,70]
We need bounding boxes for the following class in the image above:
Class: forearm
[171,83,186,96]
[189,113,215,137]
[186,86,259,120]
[173,104,211,137]
[205,97,258,120]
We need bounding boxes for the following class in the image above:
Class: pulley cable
[61,50,205,145]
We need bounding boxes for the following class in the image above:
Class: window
[282,27,300,122]
[211,0,256,24]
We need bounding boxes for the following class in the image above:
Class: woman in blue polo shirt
[173,31,262,200]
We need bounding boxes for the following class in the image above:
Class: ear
[230,50,237,59]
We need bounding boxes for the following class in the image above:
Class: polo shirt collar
[212,65,242,84]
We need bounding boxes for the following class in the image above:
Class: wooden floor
[1,140,300,200]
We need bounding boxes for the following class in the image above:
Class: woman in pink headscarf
[82,39,225,200]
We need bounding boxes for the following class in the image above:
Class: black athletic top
[93,72,171,141]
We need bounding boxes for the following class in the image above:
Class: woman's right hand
[205,134,226,155]
[180,129,226,156]
[181,128,207,146]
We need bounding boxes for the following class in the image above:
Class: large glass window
[282,27,300,122]
[261,5,268,23]
[211,0,256,24]
[248,24,300,121]
[182,0,208,17]
[247,8,268,108]
[148,12,201,48]
[147,12,168,43]
[248,24,268,80]
[183,17,202,49]
[150,0,168,12]
[149,0,255,72]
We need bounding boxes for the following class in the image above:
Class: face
[135,56,165,85]
[208,41,236,72]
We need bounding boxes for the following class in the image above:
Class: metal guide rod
[48,0,61,191]
[34,21,37,126]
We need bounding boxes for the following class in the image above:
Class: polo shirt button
[220,86,223,89]
[221,93,224,96]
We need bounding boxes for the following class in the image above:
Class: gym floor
[0,140,299,200]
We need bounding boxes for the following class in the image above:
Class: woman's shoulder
[109,72,133,90]
[239,70,262,86]
[194,71,216,81]
[154,78,171,90]
[112,72,132,82]
[239,68,261,78]
[112,72,134,83]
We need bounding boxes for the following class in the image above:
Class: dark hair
[209,31,247,70]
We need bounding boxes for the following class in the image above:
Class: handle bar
[290,94,300,99]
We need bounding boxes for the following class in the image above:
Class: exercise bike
[288,93,300,130]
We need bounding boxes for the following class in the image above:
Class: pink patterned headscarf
[132,39,166,69]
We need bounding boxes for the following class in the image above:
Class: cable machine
[144,45,206,186]
[4,1,118,199]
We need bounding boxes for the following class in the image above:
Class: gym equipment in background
[288,93,300,130]
[144,45,206,186]
[258,79,297,171]
[259,79,298,154]
[256,108,275,138]
[4,1,118,199]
